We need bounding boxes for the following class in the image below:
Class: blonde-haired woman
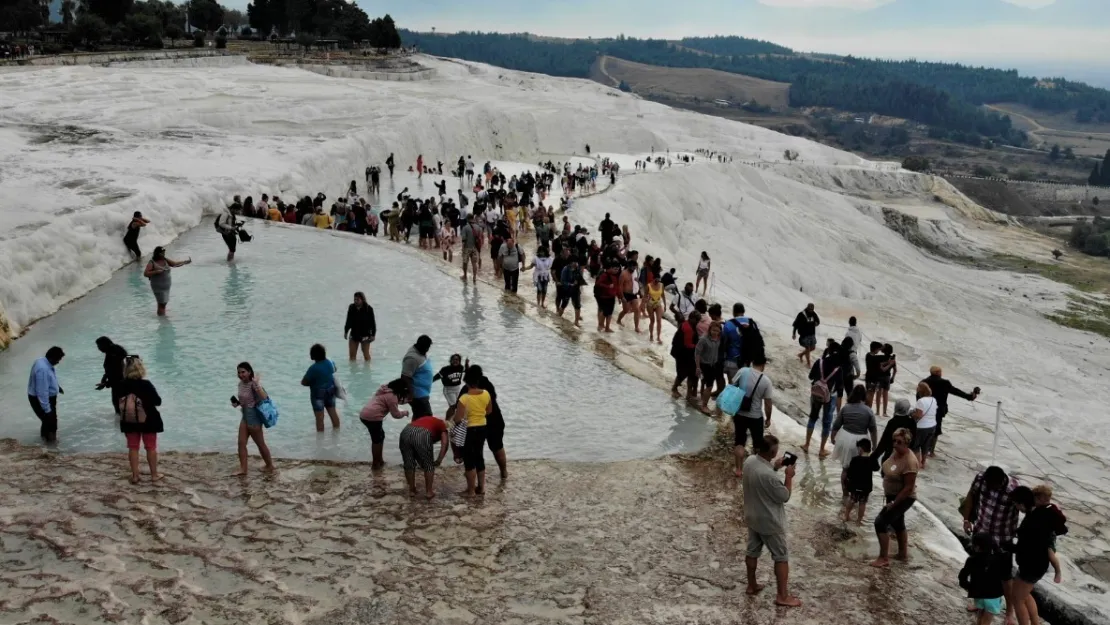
[117,355,164,484]
[871,427,919,568]
[913,382,939,469]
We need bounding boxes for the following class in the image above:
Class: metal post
[991,401,1003,466]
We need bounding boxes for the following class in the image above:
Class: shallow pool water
[0,221,713,462]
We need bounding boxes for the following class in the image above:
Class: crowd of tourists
[27,320,507,500]
[77,149,1067,621]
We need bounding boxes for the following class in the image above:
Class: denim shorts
[310,389,336,412]
[241,406,264,428]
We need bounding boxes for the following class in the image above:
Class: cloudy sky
[226,0,1110,83]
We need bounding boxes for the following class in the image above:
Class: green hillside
[401,30,1110,147]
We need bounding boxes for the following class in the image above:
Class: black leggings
[874,495,916,534]
[123,236,141,258]
[463,425,487,472]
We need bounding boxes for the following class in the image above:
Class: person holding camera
[920,366,981,456]
[742,433,800,608]
[215,201,243,262]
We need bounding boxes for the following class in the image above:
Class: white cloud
[1001,0,1056,7]
[757,0,891,7]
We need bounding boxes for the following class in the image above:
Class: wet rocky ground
[0,440,972,625]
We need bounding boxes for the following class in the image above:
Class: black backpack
[741,319,766,365]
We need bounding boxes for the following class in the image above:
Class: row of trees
[1088,150,1110,187]
[245,0,399,46]
[399,30,1029,146]
[2,0,247,49]
[1070,216,1110,257]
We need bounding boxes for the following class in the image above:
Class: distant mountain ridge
[402,28,1110,146]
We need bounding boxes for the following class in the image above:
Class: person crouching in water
[360,379,410,470]
[399,413,450,499]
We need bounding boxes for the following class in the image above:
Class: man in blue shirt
[721,303,752,381]
[402,335,435,418]
[27,346,64,443]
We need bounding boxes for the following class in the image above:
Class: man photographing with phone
[742,433,801,608]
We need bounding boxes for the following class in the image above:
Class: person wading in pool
[143,246,191,317]
[95,336,129,415]
[123,211,150,259]
[215,202,242,262]
[27,346,65,444]
[456,366,493,496]
[344,291,377,362]
[401,335,435,418]
[301,344,341,432]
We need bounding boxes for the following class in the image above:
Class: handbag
[252,385,279,429]
[717,369,749,416]
[331,360,349,402]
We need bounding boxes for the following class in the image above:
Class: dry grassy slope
[590,55,790,110]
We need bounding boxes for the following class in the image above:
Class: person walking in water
[301,344,340,432]
[460,216,479,284]
[498,237,526,294]
[742,434,801,608]
[95,336,128,415]
[123,211,150,259]
[230,362,276,475]
[117,356,164,484]
[215,202,242,262]
[386,153,395,179]
[401,335,435,418]
[27,346,64,443]
[359,378,411,470]
[344,291,377,362]
[695,251,711,296]
[792,303,820,367]
[143,246,191,317]
[528,244,554,309]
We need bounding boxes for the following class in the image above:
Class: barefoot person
[871,428,918,568]
[694,322,723,414]
[27,346,64,444]
[117,356,164,484]
[645,272,667,344]
[460,216,479,284]
[458,365,509,480]
[792,303,820,367]
[594,264,620,332]
[359,379,410,470]
[399,414,450,499]
[301,344,341,432]
[122,211,150,259]
[731,355,773,478]
[742,434,801,608]
[802,346,841,458]
[344,291,377,362]
[230,362,275,476]
[143,246,191,317]
[457,367,493,497]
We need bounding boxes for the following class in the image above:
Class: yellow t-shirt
[458,390,491,427]
[268,208,282,221]
[313,213,332,229]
